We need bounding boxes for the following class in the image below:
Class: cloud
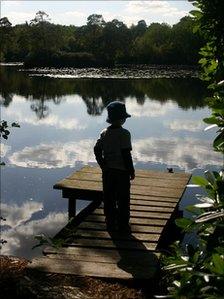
[2,0,190,26]
[1,210,67,258]
[167,120,205,132]
[133,137,222,171]
[2,11,34,24]
[123,1,188,26]
[1,201,43,228]
[126,98,176,117]
[53,10,86,25]
[126,1,187,17]
[9,139,95,169]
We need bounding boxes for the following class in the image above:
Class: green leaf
[175,218,194,229]
[203,117,219,124]
[190,9,202,18]
[186,205,203,215]
[211,254,224,274]
[204,170,216,186]
[213,132,224,149]
[194,202,213,208]
[195,211,224,223]
[192,176,208,187]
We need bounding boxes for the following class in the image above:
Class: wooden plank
[28,256,159,279]
[45,253,158,265]
[43,246,160,260]
[93,208,171,219]
[54,179,184,198]
[99,203,173,213]
[67,172,188,189]
[79,166,190,180]
[130,199,176,208]
[74,229,161,242]
[84,215,167,227]
[127,205,173,213]
[130,194,181,203]
[78,221,164,233]
[67,238,157,251]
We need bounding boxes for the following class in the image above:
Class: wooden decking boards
[29,166,191,280]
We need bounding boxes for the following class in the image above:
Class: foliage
[0,120,20,165]
[161,170,224,299]
[0,12,203,66]
[32,234,66,250]
[160,0,224,298]
[203,98,224,153]
[24,50,98,68]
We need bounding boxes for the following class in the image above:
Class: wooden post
[68,198,76,219]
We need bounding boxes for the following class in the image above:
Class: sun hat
[106,101,131,123]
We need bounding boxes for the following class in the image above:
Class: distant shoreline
[1,63,199,79]
[22,64,199,79]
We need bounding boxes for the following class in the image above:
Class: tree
[30,11,50,26]
[0,17,13,61]
[0,17,12,27]
[87,14,105,27]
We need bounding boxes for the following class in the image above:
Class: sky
[1,1,194,27]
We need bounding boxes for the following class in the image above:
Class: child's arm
[121,148,135,180]
[94,137,105,170]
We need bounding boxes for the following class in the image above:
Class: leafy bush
[160,1,224,298]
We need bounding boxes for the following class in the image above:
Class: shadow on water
[0,65,208,119]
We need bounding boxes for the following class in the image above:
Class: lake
[0,65,222,259]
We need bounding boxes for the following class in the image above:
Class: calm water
[0,65,222,258]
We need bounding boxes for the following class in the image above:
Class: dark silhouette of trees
[0,12,204,67]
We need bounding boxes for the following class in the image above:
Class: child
[94,101,135,232]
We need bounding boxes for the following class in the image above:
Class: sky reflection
[1,66,222,258]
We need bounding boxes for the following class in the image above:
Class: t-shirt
[95,126,132,170]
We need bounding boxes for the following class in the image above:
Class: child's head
[106,101,131,125]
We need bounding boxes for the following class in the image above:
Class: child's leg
[116,171,130,228]
[102,170,117,228]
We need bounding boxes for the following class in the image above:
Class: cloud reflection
[0,143,11,157]
[9,140,95,168]
[133,137,222,171]
[5,108,86,130]
[1,201,43,227]
[167,120,204,132]
[126,99,176,117]
[8,137,222,171]
[1,206,67,258]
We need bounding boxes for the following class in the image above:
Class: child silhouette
[94,101,135,232]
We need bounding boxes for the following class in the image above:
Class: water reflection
[6,137,221,172]
[1,65,220,259]
[0,66,207,119]
[1,201,67,258]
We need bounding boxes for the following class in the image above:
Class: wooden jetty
[29,166,191,279]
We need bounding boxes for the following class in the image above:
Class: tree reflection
[30,100,49,119]
[0,66,208,119]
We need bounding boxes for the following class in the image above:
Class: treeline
[0,11,204,67]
